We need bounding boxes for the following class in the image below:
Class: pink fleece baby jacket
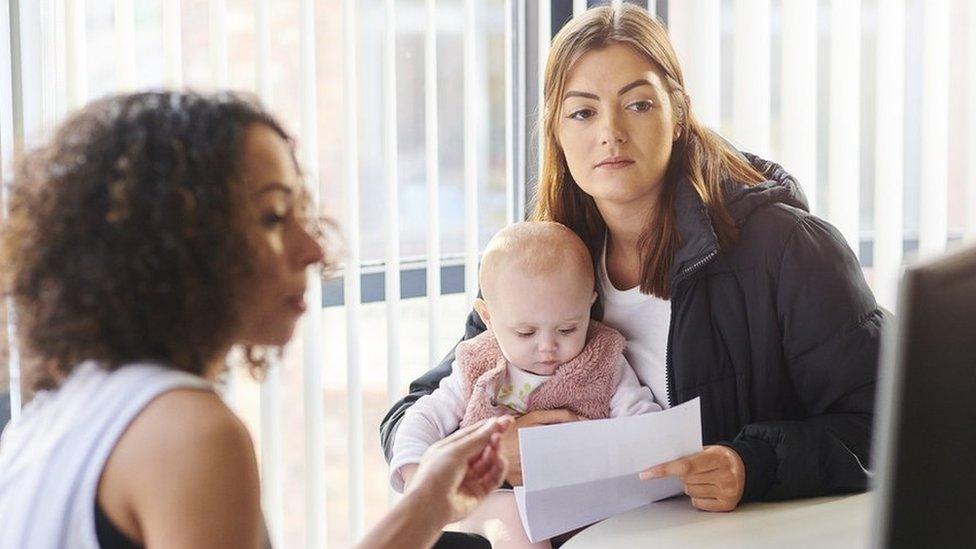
[456,320,626,428]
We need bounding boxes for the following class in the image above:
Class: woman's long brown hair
[532,4,765,298]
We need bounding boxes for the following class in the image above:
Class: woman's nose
[294,225,325,269]
[600,112,627,146]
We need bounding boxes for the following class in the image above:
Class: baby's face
[484,265,595,376]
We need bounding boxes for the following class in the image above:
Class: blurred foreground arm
[360,416,513,549]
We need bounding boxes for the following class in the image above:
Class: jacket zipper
[664,249,719,408]
[676,249,719,284]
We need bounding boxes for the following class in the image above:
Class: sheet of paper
[513,398,702,542]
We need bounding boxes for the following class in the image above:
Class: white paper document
[513,398,703,542]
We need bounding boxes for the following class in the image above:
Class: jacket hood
[669,152,809,282]
[725,152,809,224]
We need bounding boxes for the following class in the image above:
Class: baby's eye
[515,331,535,338]
[558,327,577,335]
[626,100,653,113]
[567,108,595,121]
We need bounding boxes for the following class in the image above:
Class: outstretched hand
[406,416,514,523]
[638,445,746,512]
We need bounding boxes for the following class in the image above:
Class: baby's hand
[500,409,580,486]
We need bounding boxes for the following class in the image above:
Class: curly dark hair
[2,91,317,389]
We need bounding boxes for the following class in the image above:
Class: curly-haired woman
[383,3,885,516]
[0,91,511,549]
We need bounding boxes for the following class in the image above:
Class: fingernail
[639,468,660,480]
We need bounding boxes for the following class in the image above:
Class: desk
[563,492,872,548]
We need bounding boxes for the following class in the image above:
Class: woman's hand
[406,416,514,524]
[499,409,580,486]
[639,445,746,512]
[361,418,514,548]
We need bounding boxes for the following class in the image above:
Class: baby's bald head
[474,222,597,373]
[479,221,594,303]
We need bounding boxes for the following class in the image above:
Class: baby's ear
[473,298,492,330]
[590,291,598,305]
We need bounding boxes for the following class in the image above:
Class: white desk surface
[563,492,873,549]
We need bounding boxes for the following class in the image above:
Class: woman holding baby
[382,2,884,543]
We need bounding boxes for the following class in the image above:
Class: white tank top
[598,240,673,409]
[0,361,212,548]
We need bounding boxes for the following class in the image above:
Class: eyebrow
[252,182,295,197]
[617,78,654,96]
[563,78,656,102]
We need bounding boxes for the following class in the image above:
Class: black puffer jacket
[381,154,886,502]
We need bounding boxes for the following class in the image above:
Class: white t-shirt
[0,361,212,548]
[494,367,549,414]
[598,242,673,409]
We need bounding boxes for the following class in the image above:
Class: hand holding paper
[513,398,703,542]
[640,444,746,512]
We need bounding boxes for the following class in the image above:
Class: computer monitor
[872,244,976,547]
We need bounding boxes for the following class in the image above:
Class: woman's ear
[590,291,598,305]
[474,298,493,331]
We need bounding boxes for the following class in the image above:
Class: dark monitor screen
[872,244,976,547]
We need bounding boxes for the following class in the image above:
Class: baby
[389,221,660,548]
